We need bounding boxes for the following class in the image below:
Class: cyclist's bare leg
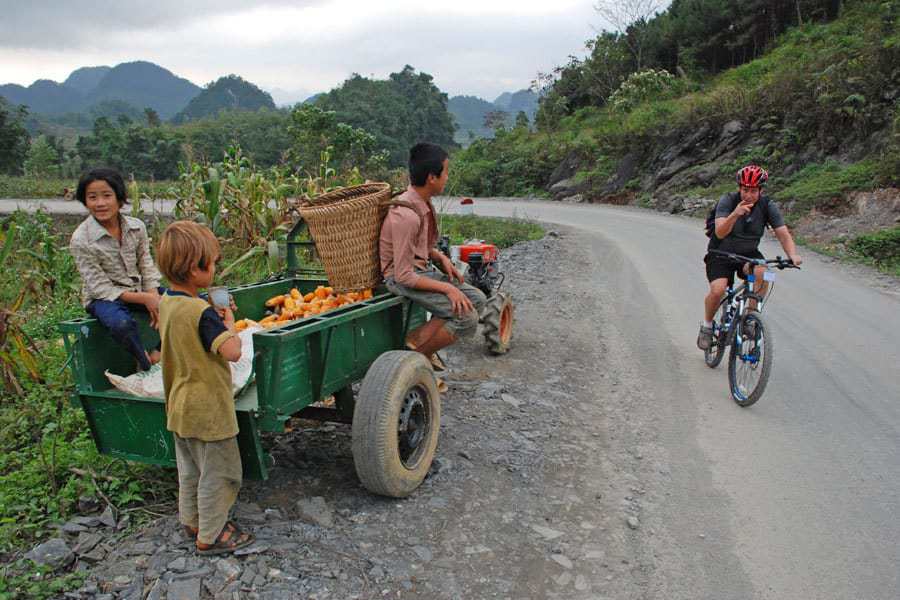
[705,278,729,322]
[742,264,768,310]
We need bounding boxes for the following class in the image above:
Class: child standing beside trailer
[156,220,253,554]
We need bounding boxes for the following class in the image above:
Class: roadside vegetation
[848,227,900,276]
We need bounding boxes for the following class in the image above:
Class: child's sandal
[196,521,254,555]
[183,524,198,539]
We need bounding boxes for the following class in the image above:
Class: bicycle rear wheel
[727,310,772,407]
[704,298,730,368]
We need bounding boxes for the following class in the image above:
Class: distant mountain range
[1,60,537,142]
[449,89,539,144]
[0,61,200,119]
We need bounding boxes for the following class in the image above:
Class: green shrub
[609,69,686,112]
[848,227,900,271]
[0,562,85,600]
[775,160,878,207]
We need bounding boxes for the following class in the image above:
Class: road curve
[455,198,899,599]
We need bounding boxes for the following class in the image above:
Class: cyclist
[697,165,803,350]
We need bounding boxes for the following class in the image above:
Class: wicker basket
[297,183,393,292]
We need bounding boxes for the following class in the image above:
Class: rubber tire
[704,298,729,368]
[352,351,440,498]
[727,310,772,407]
[482,292,514,355]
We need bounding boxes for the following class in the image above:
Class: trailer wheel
[482,292,514,355]
[352,351,440,498]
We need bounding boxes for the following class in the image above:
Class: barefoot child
[69,167,163,371]
[156,221,253,555]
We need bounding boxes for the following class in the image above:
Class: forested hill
[172,75,276,124]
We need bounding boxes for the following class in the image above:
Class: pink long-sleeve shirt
[379,186,438,288]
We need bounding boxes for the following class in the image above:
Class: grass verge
[437,214,545,247]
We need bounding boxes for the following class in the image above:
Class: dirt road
[23,198,900,599]
[457,199,900,599]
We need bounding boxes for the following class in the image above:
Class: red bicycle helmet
[736,165,768,187]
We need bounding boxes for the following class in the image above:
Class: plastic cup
[208,286,230,309]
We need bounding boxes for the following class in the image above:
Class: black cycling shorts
[704,249,764,285]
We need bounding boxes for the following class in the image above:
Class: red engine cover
[459,242,498,263]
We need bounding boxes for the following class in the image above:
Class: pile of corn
[235,286,374,330]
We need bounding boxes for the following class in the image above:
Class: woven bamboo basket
[297,182,393,292]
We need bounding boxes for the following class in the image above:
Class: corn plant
[0,287,42,395]
[171,145,380,282]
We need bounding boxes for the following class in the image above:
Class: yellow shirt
[159,293,238,441]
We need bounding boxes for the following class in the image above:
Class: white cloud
[1,0,601,99]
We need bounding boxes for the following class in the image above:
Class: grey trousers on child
[386,267,487,338]
[174,433,242,545]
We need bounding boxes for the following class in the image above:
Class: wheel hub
[499,303,512,344]
[398,386,428,464]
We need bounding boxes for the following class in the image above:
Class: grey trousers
[386,267,487,338]
[173,433,242,545]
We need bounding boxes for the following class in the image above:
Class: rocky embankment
[545,119,900,247]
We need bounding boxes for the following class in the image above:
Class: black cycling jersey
[709,192,785,255]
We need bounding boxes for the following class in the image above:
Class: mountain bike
[704,250,799,406]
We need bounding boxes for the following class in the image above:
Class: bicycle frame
[710,250,795,346]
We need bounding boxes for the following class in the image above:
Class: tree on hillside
[287,104,385,176]
[145,107,161,127]
[0,98,29,175]
[23,135,61,177]
[484,110,509,132]
[316,66,456,166]
[515,111,530,130]
[594,0,666,69]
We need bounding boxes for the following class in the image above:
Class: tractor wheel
[352,351,440,498]
[482,292,514,355]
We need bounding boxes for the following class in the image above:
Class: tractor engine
[436,235,514,355]
[458,241,502,297]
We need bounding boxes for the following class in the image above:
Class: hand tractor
[440,236,514,354]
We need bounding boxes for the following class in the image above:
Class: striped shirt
[69,214,162,308]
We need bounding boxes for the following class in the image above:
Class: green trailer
[59,222,442,498]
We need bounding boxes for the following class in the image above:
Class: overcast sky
[0,0,606,104]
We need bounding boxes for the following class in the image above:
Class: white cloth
[105,326,260,398]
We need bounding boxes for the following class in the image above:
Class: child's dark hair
[408,143,448,186]
[75,168,128,206]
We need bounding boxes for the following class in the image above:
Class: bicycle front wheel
[704,298,729,368]
[727,310,773,407]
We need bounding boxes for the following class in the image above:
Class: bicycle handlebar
[708,249,801,270]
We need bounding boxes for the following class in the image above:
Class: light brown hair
[157,221,220,284]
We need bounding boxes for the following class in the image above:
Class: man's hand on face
[733,201,753,218]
